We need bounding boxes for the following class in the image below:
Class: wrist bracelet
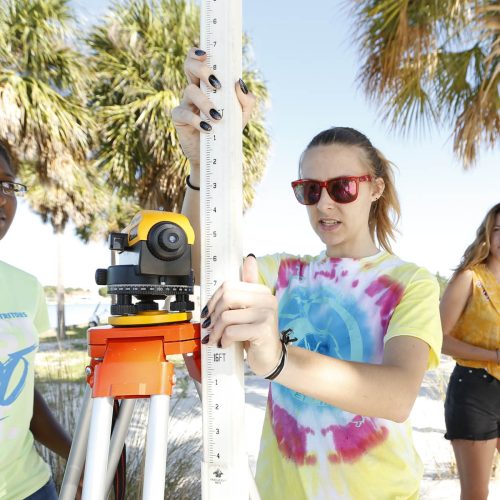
[264,328,297,381]
[186,175,200,191]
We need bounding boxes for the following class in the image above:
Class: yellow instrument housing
[125,210,195,247]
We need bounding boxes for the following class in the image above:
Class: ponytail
[368,147,400,253]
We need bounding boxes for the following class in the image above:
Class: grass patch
[35,348,88,383]
[39,325,88,343]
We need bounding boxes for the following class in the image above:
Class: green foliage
[0,0,270,241]
[348,0,499,166]
[434,271,450,299]
[43,285,57,298]
[87,0,270,212]
[43,285,90,297]
[0,0,102,232]
[0,0,92,163]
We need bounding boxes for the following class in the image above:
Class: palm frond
[88,0,270,213]
[347,0,499,166]
[0,0,97,218]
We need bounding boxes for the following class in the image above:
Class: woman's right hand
[171,47,256,171]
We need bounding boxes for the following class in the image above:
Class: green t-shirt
[0,260,51,499]
[254,251,442,500]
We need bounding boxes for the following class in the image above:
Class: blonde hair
[300,127,401,253]
[454,203,500,275]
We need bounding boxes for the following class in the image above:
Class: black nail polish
[217,340,223,349]
[209,108,222,120]
[209,74,221,90]
[247,253,256,259]
[195,49,206,56]
[201,335,210,344]
[200,121,212,131]
[239,78,248,95]
[201,305,209,318]
[202,317,211,328]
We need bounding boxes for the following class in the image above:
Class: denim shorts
[444,364,500,441]
[24,479,58,500]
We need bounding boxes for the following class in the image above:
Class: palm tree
[87,0,270,212]
[348,0,499,166]
[0,0,96,339]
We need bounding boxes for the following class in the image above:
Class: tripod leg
[60,385,93,500]
[104,398,136,498]
[142,394,170,500]
[83,396,114,500]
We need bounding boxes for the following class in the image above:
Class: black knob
[135,301,159,312]
[111,304,137,315]
[95,268,108,286]
[170,299,195,312]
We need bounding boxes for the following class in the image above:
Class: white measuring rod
[200,1,248,499]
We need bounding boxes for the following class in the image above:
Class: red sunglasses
[291,175,372,205]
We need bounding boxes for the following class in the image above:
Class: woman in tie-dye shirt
[175,50,442,499]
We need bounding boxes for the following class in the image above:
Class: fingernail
[209,108,222,120]
[201,335,210,344]
[200,121,212,131]
[239,78,248,95]
[202,317,211,328]
[217,340,223,349]
[195,49,206,56]
[201,305,208,318]
[209,74,221,90]
[247,253,256,259]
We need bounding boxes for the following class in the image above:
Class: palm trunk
[56,229,66,340]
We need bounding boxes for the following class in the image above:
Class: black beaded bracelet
[186,175,200,191]
[264,328,297,381]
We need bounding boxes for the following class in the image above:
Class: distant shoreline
[46,296,111,306]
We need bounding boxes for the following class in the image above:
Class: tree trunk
[56,229,66,340]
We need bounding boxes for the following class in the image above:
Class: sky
[1,0,499,292]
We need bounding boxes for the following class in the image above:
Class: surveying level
[95,210,196,325]
[60,210,202,500]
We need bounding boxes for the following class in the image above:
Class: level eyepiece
[148,222,187,261]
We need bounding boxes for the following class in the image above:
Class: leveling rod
[200,0,251,499]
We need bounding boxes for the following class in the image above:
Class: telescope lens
[147,222,187,261]
[160,230,182,251]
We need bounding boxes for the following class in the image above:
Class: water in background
[47,288,200,329]
[47,302,110,328]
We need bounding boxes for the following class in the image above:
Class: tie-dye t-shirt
[0,261,51,499]
[254,251,442,500]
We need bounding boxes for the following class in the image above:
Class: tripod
[59,315,202,500]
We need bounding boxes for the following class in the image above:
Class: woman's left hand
[202,256,282,377]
